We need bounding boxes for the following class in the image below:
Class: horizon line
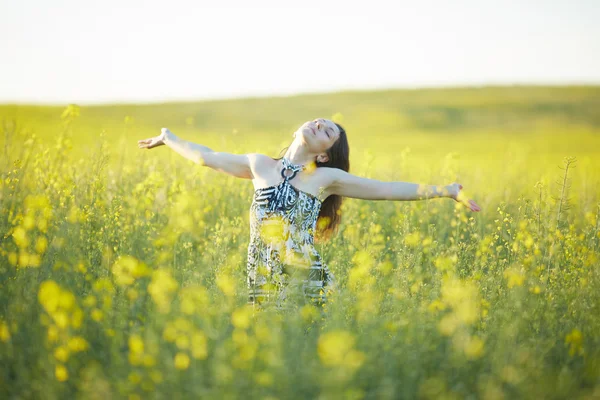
[1,82,599,108]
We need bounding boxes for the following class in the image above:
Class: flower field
[1,86,599,399]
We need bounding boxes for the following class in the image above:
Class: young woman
[138,118,481,309]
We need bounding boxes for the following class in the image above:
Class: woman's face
[296,118,341,153]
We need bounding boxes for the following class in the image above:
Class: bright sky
[1,0,598,104]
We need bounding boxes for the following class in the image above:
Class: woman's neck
[283,140,318,167]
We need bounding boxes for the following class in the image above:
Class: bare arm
[327,168,481,211]
[138,128,255,180]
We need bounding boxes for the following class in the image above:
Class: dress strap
[281,157,306,181]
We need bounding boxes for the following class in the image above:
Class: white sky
[0,0,598,105]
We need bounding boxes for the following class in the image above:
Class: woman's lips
[310,126,316,135]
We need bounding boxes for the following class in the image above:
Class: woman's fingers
[453,184,481,212]
[467,199,481,212]
[138,138,156,149]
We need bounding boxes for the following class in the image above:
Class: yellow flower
[179,285,209,315]
[215,273,235,297]
[565,328,584,357]
[67,336,89,352]
[38,281,61,313]
[76,262,87,273]
[454,301,479,325]
[174,318,193,332]
[260,216,286,246]
[129,334,144,355]
[53,311,69,329]
[503,267,525,288]
[12,226,29,249]
[176,335,190,350]
[231,305,254,329]
[91,309,103,322]
[58,291,75,310]
[438,314,460,336]
[174,352,190,370]
[55,364,68,382]
[22,215,35,230]
[112,255,150,286]
[463,336,485,359]
[529,285,542,294]
[147,270,178,313]
[71,309,83,329]
[317,330,365,369]
[440,276,477,309]
[47,325,59,343]
[427,299,446,313]
[54,346,70,362]
[0,321,10,342]
[35,237,48,254]
[8,252,17,266]
[434,255,458,273]
[163,323,177,342]
[128,335,144,366]
[191,332,208,359]
[403,232,421,247]
[300,304,320,322]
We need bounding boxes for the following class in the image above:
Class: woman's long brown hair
[274,123,350,243]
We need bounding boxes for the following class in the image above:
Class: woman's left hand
[447,183,481,212]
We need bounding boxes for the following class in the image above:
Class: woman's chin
[297,130,309,141]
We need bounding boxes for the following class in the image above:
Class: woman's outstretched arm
[326,168,481,211]
[138,128,257,180]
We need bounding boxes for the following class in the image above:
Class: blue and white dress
[246,157,336,308]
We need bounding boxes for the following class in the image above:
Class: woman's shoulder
[242,153,276,169]
[314,166,343,185]
[246,153,276,163]
[248,153,278,171]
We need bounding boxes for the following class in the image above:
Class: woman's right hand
[137,129,167,149]
[447,182,481,212]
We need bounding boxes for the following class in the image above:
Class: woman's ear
[317,153,329,163]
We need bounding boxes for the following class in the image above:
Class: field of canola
[1,86,600,399]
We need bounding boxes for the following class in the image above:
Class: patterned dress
[246,157,336,309]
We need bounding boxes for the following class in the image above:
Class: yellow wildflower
[174,352,190,370]
[565,328,584,357]
[317,330,365,369]
[55,364,68,382]
[232,305,254,329]
[0,321,11,342]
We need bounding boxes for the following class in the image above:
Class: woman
[138,119,481,309]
